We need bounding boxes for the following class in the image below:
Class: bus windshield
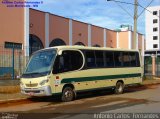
[23,49,56,77]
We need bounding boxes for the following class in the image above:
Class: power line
[138,1,160,18]
[107,0,138,49]
[137,0,154,18]
[106,0,136,5]
[106,0,160,18]
[115,2,133,18]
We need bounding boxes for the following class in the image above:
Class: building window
[49,38,66,47]
[5,42,22,49]
[153,19,158,24]
[93,44,101,47]
[153,11,157,15]
[153,27,158,32]
[153,44,158,48]
[29,34,44,55]
[153,36,158,40]
[74,42,85,46]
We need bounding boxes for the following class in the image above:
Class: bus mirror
[58,50,63,55]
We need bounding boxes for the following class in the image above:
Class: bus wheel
[114,82,124,94]
[61,87,75,102]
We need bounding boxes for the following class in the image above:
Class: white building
[145,6,160,50]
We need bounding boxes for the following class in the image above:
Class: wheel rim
[64,90,73,99]
[117,84,123,92]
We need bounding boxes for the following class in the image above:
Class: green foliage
[144,56,152,65]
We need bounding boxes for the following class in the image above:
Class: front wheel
[61,87,75,102]
[114,82,124,94]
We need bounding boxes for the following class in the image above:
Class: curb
[0,98,29,105]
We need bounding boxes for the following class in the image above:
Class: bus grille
[25,83,38,87]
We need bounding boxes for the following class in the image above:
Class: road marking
[91,100,128,108]
[51,115,69,119]
[42,100,84,108]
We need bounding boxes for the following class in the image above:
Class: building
[0,4,144,55]
[145,6,160,51]
[0,0,145,78]
[145,6,160,76]
[115,25,132,32]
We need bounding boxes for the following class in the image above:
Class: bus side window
[123,52,130,67]
[105,51,114,67]
[53,55,64,74]
[53,50,83,74]
[130,52,137,67]
[95,51,105,67]
[135,52,140,67]
[114,52,123,67]
[85,51,96,68]
[62,52,71,72]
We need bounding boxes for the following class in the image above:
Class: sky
[35,0,160,34]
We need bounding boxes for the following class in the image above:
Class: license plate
[29,92,34,96]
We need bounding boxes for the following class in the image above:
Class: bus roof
[40,45,139,52]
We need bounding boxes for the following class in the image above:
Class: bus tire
[114,82,124,94]
[61,87,75,102]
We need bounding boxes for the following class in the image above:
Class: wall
[91,26,103,47]
[0,0,24,45]
[119,31,129,49]
[29,9,45,47]
[72,20,88,46]
[138,34,143,50]
[106,30,117,48]
[49,15,69,45]
[0,6,144,50]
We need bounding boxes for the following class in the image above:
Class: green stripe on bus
[61,73,141,83]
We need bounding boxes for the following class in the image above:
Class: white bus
[20,46,142,102]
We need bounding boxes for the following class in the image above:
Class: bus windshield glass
[23,49,56,77]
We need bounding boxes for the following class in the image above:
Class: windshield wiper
[22,72,48,78]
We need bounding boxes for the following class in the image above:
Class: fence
[1,43,160,79]
[144,56,152,76]
[144,56,160,76]
[0,44,42,80]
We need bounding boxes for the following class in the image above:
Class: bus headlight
[39,79,49,86]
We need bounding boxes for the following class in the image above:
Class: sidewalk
[0,93,28,102]
[142,78,160,85]
[0,84,29,103]
[0,78,160,103]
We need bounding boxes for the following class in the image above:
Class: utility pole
[107,0,138,49]
[133,0,138,49]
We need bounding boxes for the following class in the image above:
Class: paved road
[0,84,160,119]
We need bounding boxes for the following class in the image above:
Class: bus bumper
[21,85,52,96]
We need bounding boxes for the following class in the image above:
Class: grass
[0,85,20,94]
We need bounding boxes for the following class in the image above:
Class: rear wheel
[114,82,124,94]
[61,87,75,102]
